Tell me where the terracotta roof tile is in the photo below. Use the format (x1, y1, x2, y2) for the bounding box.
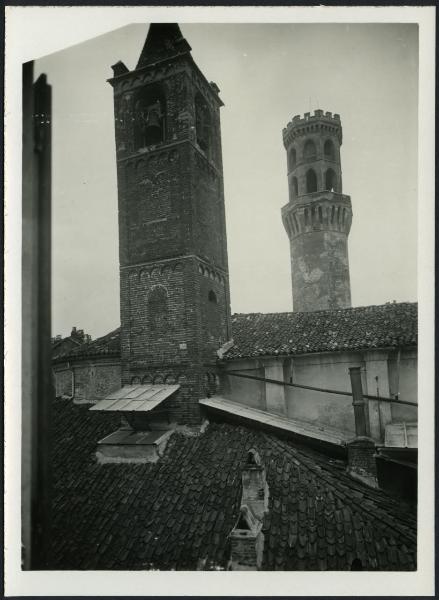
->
(48, 398, 416, 570)
(226, 302, 417, 359)
(53, 303, 417, 364)
(52, 328, 121, 362)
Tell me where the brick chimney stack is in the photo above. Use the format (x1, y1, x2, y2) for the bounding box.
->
(347, 437, 378, 488)
(229, 449, 269, 570)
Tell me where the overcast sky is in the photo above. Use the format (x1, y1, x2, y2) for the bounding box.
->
(35, 23, 418, 340)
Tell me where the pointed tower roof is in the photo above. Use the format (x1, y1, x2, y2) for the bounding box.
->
(136, 23, 192, 69)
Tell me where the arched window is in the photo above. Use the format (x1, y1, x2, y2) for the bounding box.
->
(325, 168, 337, 191)
(289, 147, 297, 170)
(303, 139, 317, 160)
(208, 290, 218, 304)
(291, 176, 298, 198)
(147, 286, 168, 330)
(195, 92, 211, 154)
(324, 139, 335, 160)
(133, 85, 166, 149)
(306, 169, 317, 193)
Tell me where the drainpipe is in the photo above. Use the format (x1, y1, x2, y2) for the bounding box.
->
(394, 347, 401, 400)
(349, 367, 367, 437)
(348, 367, 378, 488)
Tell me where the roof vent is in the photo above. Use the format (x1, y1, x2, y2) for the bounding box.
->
(91, 384, 180, 464)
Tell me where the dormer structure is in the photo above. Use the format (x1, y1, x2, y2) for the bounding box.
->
(282, 109, 352, 311)
(108, 24, 232, 424)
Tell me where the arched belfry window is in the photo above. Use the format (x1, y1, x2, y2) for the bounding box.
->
(306, 169, 317, 193)
(291, 176, 299, 198)
(133, 85, 166, 149)
(148, 286, 169, 330)
(324, 139, 335, 160)
(289, 148, 297, 170)
(195, 92, 211, 154)
(325, 168, 337, 192)
(303, 139, 317, 160)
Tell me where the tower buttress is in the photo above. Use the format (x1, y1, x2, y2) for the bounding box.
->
(109, 24, 232, 423)
(282, 109, 352, 311)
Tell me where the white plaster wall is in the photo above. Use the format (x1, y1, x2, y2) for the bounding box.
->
(223, 347, 417, 441)
(388, 349, 418, 423)
(222, 360, 265, 410)
(285, 352, 362, 435)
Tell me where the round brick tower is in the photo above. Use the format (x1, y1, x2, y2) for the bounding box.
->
(282, 109, 352, 312)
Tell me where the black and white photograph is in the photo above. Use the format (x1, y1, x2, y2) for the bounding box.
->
(5, 5, 435, 596)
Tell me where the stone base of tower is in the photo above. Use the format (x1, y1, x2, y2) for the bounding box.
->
(282, 191, 352, 312)
(290, 230, 351, 312)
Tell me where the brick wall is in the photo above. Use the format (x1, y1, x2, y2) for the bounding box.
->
(53, 367, 73, 397)
(54, 359, 121, 404)
(230, 531, 264, 570)
(113, 47, 232, 424)
(347, 437, 377, 478)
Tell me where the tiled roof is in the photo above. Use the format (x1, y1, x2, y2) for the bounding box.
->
(52, 328, 121, 362)
(52, 302, 417, 365)
(226, 303, 417, 360)
(49, 398, 416, 570)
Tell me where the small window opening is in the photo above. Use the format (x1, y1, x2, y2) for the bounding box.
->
(324, 139, 335, 160)
(325, 168, 337, 192)
(208, 290, 218, 304)
(303, 139, 317, 160)
(133, 85, 166, 149)
(306, 169, 317, 193)
(289, 147, 297, 170)
(292, 176, 298, 198)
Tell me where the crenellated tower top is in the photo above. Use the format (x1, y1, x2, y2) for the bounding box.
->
(283, 109, 342, 147)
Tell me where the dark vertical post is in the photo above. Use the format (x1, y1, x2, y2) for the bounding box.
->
(349, 367, 367, 437)
(22, 62, 53, 569)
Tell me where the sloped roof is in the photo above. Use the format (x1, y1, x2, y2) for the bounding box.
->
(52, 302, 417, 365)
(226, 303, 417, 360)
(49, 398, 416, 570)
(52, 328, 120, 362)
(136, 24, 191, 70)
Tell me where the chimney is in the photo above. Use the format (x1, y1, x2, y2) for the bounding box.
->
(241, 448, 269, 520)
(229, 449, 269, 570)
(347, 437, 378, 488)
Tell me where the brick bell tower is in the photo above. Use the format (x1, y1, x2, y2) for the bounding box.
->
(281, 110, 352, 312)
(109, 24, 232, 424)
